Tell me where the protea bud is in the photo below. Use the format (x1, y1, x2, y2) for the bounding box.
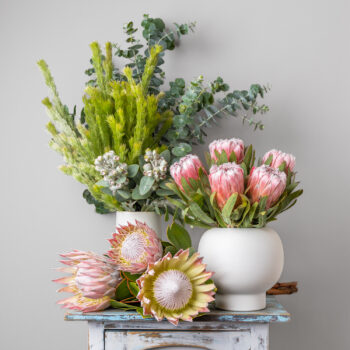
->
(262, 149, 296, 172)
(209, 163, 244, 209)
(137, 249, 215, 325)
(54, 250, 121, 312)
(209, 138, 244, 163)
(108, 221, 163, 274)
(247, 165, 287, 209)
(170, 154, 205, 191)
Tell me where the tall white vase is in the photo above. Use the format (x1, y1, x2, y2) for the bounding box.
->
(198, 226, 284, 311)
(115, 211, 162, 239)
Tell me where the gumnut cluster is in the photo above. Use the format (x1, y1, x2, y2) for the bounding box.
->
(143, 149, 168, 182)
(94, 150, 129, 194)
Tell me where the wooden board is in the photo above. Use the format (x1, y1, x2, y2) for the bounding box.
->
(65, 296, 290, 325)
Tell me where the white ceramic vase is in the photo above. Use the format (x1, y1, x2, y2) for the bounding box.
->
(198, 226, 284, 311)
(115, 211, 162, 239)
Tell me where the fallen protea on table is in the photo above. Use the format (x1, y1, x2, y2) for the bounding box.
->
(54, 221, 216, 324)
(168, 137, 302, 228)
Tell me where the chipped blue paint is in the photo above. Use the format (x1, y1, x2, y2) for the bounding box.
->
(65, 296, 290, 324)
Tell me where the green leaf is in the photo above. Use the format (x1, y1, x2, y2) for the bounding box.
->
(160, 149, 171, 163)
(204, 152, 212, 167)
(159, 180, 171, 189)
(172, 142, 192, 157)
(240, 162, 248, 177)
(222, 193, 238, 219)
(189, 202, 215, 225)
(156, 188, 174, 196)
(128, 164, 139, 178)
(166, 222, 192, 250)
(243, 145, 253, 167)
(139, 176, 155, 195)
(164, 245, 178, 256)
(95, 179, 109, 187)
(264, 154, 273, 166)
(229, 151, 237, 163)
(101, 187, 114, 196)
(110, 300, 138, 310)
(136, 307, 152, 318)
(213, 209, 227, 227)
(115, 279, 132, 300)
(180, 177, 193, 194)
(132, 185, 151, 200)
(123, 271, 141, 282)
(116, 189, 131, 200)
(166, 196, 186, 209)
(278, 162, 286, 172)
(128, 281, 140, 297)
(184, 216, 213, 229)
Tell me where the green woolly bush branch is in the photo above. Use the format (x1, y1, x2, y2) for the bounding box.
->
(38, 42, 172, 212)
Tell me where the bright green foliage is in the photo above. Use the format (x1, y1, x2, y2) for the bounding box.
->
(38, 42, 172, 212)
(85, 15, 269, 155)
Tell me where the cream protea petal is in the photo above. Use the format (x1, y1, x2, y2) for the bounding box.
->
(136, 249, 215, 325)
(54, 250, 121, 313)
(108, 221, 162, 274)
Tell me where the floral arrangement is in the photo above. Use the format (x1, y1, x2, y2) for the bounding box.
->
(38, 14, 269, 214)
(167, 138, 303, 228)
(54, 221, 215, 325)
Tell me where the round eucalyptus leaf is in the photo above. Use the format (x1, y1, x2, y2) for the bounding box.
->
(139, 176, 155, 195)
(172, 143, 192, 157)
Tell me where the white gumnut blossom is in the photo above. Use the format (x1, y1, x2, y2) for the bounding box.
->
(94, 151, 129, 194)
(143, 149, 168, 182)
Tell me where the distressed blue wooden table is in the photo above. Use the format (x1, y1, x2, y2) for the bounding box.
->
(65, 296, 290, 349)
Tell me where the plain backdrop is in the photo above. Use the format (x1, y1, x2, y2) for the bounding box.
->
(1, 0, 349, 349)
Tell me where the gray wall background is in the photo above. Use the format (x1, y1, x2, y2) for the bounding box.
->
(1, 0, 349, 349)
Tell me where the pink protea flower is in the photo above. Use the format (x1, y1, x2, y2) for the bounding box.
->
(247, 165, 287, 209)
(137, 249, 215, 326)
(170, 154, 206, 191)
(209, 163, 245, 209)
(108, 221, 162, 274)
(54, 250, 121, 312)
(209, 138, 244, 163)
(262, 149, 296, 172)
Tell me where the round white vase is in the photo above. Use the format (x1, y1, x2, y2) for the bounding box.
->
(115, 211, 162, 239)
(198, 226, 284, 311)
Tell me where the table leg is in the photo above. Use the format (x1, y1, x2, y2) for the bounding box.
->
(88, 322, 104, 350)
(250, 323, 269, 350)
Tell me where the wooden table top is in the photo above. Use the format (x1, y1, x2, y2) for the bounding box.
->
(65, 296, 290, 324)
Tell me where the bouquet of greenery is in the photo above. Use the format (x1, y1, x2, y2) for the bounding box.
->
(167, 138, 303, 228)
(38, 15, 269, 214)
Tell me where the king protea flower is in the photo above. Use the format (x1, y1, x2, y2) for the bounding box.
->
(262, 149, 296, 172)
(137, 249, 215, 325)
(247, 165, 287, 209)
(209, 138, 244, 163)
(170, 154, 205, 191)
(54, 250, 121, 312)
(108, 221, 162, 274)
(209, 163, 244, 209)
